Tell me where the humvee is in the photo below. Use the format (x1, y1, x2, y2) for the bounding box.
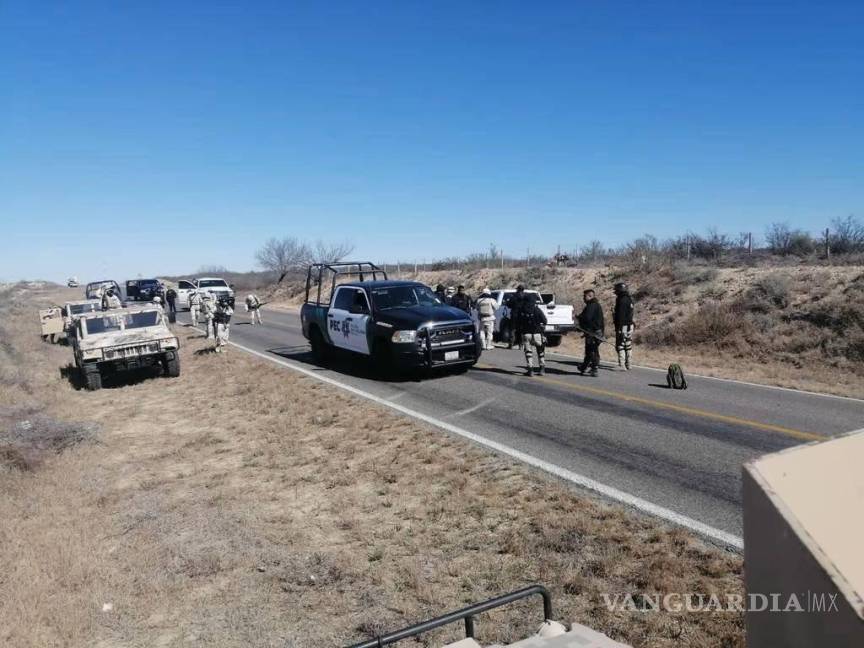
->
(39, 308, 64, 343)
(71, 304, 180, 390)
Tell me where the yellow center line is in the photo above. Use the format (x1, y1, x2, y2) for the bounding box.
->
(475, 363, 821, 442)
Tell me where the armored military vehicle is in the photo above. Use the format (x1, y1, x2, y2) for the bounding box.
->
(71, 304, 180, 390)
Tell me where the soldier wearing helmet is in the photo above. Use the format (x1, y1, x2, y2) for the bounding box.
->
(101, 287, 122, 311)
(245, 293, 263, 325)
(613, 282, 635, 370)
(200, 292, 216, 339)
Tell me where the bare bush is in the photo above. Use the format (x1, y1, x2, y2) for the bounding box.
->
(765, 222, 815, 256)
(829, 215, 864, 254)
(312, 240, 354, 264)
(742, 273, 792, 311)
(255, 237, 313, 283)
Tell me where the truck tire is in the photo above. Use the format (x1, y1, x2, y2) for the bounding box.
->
(546, 335, 562, 348)
(164, 354, 180, 378)
(83, 366, 102, 391)
(309, 327, 330, 364)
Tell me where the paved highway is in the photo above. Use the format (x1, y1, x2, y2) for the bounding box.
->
(177, 307, 863, 545)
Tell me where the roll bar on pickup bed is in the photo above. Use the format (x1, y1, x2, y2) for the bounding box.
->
(344, 584, 552, 648)
(304, 262, 388, 306)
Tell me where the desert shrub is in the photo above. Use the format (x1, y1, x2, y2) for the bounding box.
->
(741, 273, 791, 312)
(670, 263, 719, 285)
(638, 301, 742, 347)
(0, 408, 96, 471)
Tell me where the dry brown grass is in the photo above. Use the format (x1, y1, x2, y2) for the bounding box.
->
(1, 285, 744, 648)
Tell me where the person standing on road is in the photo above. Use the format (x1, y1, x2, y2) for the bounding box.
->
(165, 287, 177, 314)
(450, 285, 471, 312)
(245, 294, 263, 325)
(512, 286, 547, 376)
(434, 284, 448, 304)
(188, 289, 202, 327)
(576, 289, 605, 377)
(200, 292, 216, 339)
(214, 298, 233, 353)
(475, 288, 497, 351)
(101, 287, 121, 311)
(613, 282, 635, 371)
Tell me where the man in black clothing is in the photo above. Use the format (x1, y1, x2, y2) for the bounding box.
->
(165, 287, 178, 314)
(577, 289, 604, 376)
(434, 284, 448, 304)
(613, 282, 635, 370)
(512, 285, 548, 376)
(450, 285, 471, 312)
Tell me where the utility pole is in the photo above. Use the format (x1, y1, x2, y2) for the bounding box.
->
(748, 232, 753, 256)
(825, 228, 831, 261)
(686, 235, 691, 261)
(414, 261, 417, 275)
(526, 247, 530, 268)
(501, 249, 504, 270)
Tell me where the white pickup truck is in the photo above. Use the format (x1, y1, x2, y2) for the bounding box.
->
(488, 289, 576, 347)
(176, 277, 235, 310)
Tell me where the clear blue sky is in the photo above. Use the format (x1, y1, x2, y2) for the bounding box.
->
(2, 1, 862, 282)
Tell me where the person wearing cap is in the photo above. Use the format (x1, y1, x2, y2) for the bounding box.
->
(475, 288, 497, 350)
(576, 289, 605, 376)
(200, 292, 216, 339)
(450, 285, 471, 312)
(613, 282, 635, 370)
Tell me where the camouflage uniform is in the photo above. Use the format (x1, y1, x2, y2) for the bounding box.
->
(214, 302, 233, 353)
(245, 294, 262, 325)
(200, 294, 215, 339)
(101, 292, 121, 310)
(188, 290, 202, 326)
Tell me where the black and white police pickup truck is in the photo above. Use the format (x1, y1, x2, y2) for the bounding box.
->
(300, 262, 482, 373)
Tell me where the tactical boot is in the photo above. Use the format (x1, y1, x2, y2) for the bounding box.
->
(524, 368, 534, 376)
(589, 368, 598, 377)
(536, 366, 545, 376)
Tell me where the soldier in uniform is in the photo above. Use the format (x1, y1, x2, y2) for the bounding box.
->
(188, 289, 202, 327)
(475, 288, 497, 351)
(200, 292, 216, 339)
(576, 289, 605, 377)
(450, 285, 471, 312)
(101, 287, 121, 310)
(511, 286, 548, 376)
(214, 298, 234, 353)
(245, 294, 263, 325)
(613, 282, 635, 370)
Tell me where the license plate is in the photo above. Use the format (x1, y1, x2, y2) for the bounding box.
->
(444, 351, 460, 361)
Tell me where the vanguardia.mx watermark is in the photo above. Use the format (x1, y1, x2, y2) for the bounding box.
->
(602, 591, 840, 613)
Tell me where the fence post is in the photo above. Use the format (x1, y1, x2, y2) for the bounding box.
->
(748, 232, 753, 255)
(501, 249, 504, 270)
(825, 228, 831, 261)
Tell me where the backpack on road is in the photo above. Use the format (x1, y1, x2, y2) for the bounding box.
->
(667, 364, 688, 390)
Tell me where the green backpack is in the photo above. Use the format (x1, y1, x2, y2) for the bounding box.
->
(667, 364, 688, 390)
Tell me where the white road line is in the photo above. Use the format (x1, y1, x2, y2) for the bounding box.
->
(545, 350, 864, 403)
(224, 336, 745, 550)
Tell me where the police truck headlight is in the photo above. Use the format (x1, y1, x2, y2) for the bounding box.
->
(391, 330, 417, 344)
